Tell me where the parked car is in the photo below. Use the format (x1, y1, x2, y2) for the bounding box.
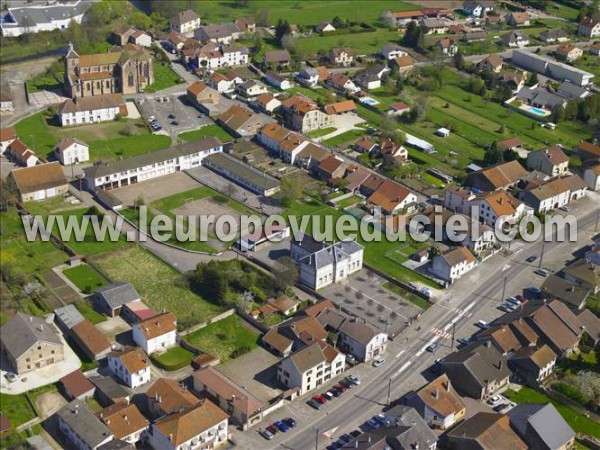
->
(534, 268, 550, 277)
(330, 388, 341, 397)
(350, 430, 362, 439)
(266, 424, 279, 434)
(426, 343, 438, 353)
(375, 413, 389, 425)
(515, 294, 526, 303)
(274, 420, 289, 433)
(327, 443, 342, 450)
(373, 357, 385, 367)
(345, 354, 357, 364)
(347, 375, 361, 385)
(339, 379, 353, 389)
(283, 417, 297, 428)
(559, 205, 570, 212)
(477, 320, 490, 329)
(168, 114, 176, 119)
(323, 391, 334, 401)
(313, 395, 326, 404)
(308, 399, 323, 410)
(507, 296, 521, 305)
(528, 287, 542, 295)
(487, 395, 502, 406)
(339, 434, 353, 444)
(367, 418, 381, 429)
(259, 428, 274, 440)
(457, 338, 470, 346)
(335, 384, 347, 393)
(526, 255, 537, 263)
(493, 403, 509, 412)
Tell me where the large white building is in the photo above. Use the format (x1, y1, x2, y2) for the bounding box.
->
(512, 50, 594, 87)
(277, 342, 345, 395)
(295, 238, 364, 291)
(195, 42, 249, 69)
(107, 347, 151, 389)
(1, 1, 91, 37)
(58, 94, 125, 127)
(83, 137, 222, 192)
(132, 312, 177, 355)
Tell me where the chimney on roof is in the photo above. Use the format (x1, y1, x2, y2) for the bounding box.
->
(433, 389, 439, 400)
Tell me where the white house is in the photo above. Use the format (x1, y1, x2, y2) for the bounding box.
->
(97, 403, 148, 445)
(58, 94, 124, 127)
(148, 401, 228, 450)
(327, 73, 360, 94)
(132, 312, 177, 355)
(54, 138, 90, 165)
(296, 68, 320, 87)
(208, 71, 243, 93)
(431, 247, 476, 284)
(253, 93, 282, 114)
(83, 137, 223, 192)
(7, 162, 68, 202)
(438, 38, 458, 56)
(0, 126, 17, 155)
(583, 164, 600, 191)
(296, 239, 364, 290)
(264, 71, 293, 90)
(129, 30, 152, 47)
(170, 9, 201, 36)
(463, 1, 495, 18)
(107, 347, 151, 389)
(328, 48, 355, 66)
(1, 1, 90, 37)
(381, 43, 408, 60)
(519, 175, 587, 213)
(277, 342, 345, 395)
(579, 17, 600, 38)
(196, 42, 249, 69)
(237, 80, 269, 98)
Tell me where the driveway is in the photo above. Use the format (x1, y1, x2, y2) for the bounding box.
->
(96, 316, 131, 344)
(108, 171, 202, 206)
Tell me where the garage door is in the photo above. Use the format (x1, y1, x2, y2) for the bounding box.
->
(47, 188, 56, 197)
(34, 190, 45, 201)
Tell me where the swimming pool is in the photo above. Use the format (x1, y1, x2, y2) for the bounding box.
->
(360, 97, 380, 106)
(528, 106, 547, 116)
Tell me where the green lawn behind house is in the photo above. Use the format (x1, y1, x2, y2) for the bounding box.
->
(307, 127, 337, 139)
(75, 300, 107, 324)
(178, 124, 236, 143)
(63, 265, 108, 292)
(152, 346, 195, 370)
(145, 63, 184, 93)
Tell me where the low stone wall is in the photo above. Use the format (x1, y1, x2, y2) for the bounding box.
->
(179, 308, 236, 336)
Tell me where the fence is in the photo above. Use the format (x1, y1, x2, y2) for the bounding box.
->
(235, 307, 270, 334)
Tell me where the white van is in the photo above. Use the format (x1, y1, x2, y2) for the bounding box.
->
(477, 320, 490, 329)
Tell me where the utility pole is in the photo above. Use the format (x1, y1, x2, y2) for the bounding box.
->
(315, 428, 319, 450)
(595, 208, 600, 232)
(387, 377, 392, 406)
(539, 242, 546, 269)
(500, 276, 507, 303)
(451, 322, 456, 350)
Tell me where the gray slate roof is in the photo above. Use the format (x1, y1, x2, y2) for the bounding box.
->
(57, 399, 113, 448)
(199, 22, 240, 39)
(387, 405, 438, 449)
(95, 282, 140, 310)
(442, 341, 510, 387)
(508, 403, 575, 449)
(55, 304, 85, 330)
(292, 233, 327, 255)
(83, 137, 222, 179)
(557, 82, 590, 99)
(0, 313, 62, 359)
(299, 240, 363, 270)
(6, 1, 90, 27)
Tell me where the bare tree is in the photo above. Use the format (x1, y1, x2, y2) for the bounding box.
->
(380, 11, 396, 28)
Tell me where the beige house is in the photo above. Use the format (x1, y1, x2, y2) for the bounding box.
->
(328, 48, 355, 66)
(170, 9, 201, 36)
(556, 44, 583, 62)
(578, 17, 600, 38)
(281, 94, 334, 133)
(0, 313, 65, 375)
(7, 162, 68, 202)
(527, 145, 569, 176)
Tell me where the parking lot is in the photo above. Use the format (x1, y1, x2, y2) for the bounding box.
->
(320, 271, 424, 336)
(137, 93, 212, 137)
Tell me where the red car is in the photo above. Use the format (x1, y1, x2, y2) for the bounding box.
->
(266, 424, 279, 434)
(313, 394, 326, 404)
(335, 384, 346, 393)
(515, 294, 526, 303)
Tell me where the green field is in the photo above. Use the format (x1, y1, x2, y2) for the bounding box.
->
(63, 265, 107, 292)
(178, 124, 236, 143)
(26, 71, 63, 93)
(145, 63, 185, 93)
(184, 314, 259, 363)
(14, 111, 171, 161)
(323, 129, 367, 148)
(296, 28, 402, 55)
(92, 246, 224, 330)
(505, 387, 600, 439)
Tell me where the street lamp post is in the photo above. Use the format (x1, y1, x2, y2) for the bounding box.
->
(387, 377, 392, 406)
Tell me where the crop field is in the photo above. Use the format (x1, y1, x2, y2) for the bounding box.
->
(91, 246, 224, 330)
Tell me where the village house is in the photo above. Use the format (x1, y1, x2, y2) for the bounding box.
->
(57, 400, 114, 450)
(252, 93, 281, 114)
(354, 136, 378, 154)
(208, 70, 243, 93)
(5, 139, 38, 167)
(381, 43, 408, 60)
(466, 160, 527, 191)
(147, 401, 228, 450)
(193, 366, 264, 430)
(217, 104, 269, 138)
(132, 312, 177, 355)
(448, 413, 527, 450)
(442, 341, 510, 400)
(281, 94, 334, 133)
(391, 55, 416, 75)
(318, 155, 347, 183)
(463, 1, 495, 18)
(326, 73, 360, 94)
(405, 374, 466, 430)
(261, 313, 328, 357)
(235, 17, 256, 33)
(94, 282, 141, 318)
(542, 274, 591, 310)
(170, 9, 201, 36)
(194, 42, 249, 69)
(64, 44, 153, 98)
(497, 137, 524, 152)
(60, 370, 95, 401)
(540, 28, 570, 43)
(431, 247, 476, 284)
(475, 324, 524, 355)
(508, 404, 575, 450)
(236, 80, 269, 98)
(107, 347, 151, 389)
(315, 20, 336, 33)
(167, 31, 187, 52)
(262, 50, 291, 68)
(58, 94, 126, 126)
(186, 81, 224, 115)
(562, 259, 600, 293)
(195, 22, 241, 44)
(264, 71, 293, 90)
(328, 48, 355, 66)
(0, 91, 13, 113)
(90, 375, 130, 406)
(97, 403, 148, 445)
(324, 99, 357, 116)
(354, 65, 388, 90)
(146, 378, 200, 418)
(266, 295, 299, 316)
(0, 313, 65, 375)
(7, 162, 68, 202)
(471, 190, 532, 229)
(70, 319, 112, 361)
(421, 18, 448, 35)
(296, 67, 320, 87)
(387, 102, 411, 116)
(507, 12, 530, 27)
(437, 38, 458, 56)
(54, 138, 89, 165)
(527, 145, 569, 176)
(508, 345, 557, 387)
(476, 53, 503, 73)
(0, 126, 17, 154)
(368, 180, 416, 215)
(556, 43, 583, 62)
(590, 41, 600, 56)
(578, 17, 600, 38)
(497, 71, 525, 91)
(583, 164, 600, 191)
(519, 175, 587, 213)
(277, 342, 346, 395)
(502, 30, 530, 48)
(111, 25, 151, 47)
(83, 138, 223, 191)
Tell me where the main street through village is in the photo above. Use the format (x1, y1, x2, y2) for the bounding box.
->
(232, 198, 599, 450)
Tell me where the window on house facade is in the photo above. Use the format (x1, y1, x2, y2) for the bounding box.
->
(128, 72, 134, 87)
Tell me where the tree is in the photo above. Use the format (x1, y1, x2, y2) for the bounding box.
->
(380, 11, 396, 28)
(253, 34, 263, 54)
(453, 50, 465, 70)
(275, 18, 291, 44)
(485, 141, 504, 165)
(402, 21, 421, 48)
(332, 16, 347, 29)
(526, 72, 538, 87)
(281, 34, 298, 53)
(256, 9, 270, 27)
(129, 11, 152, 30)
(278, 177, 302, 207)
(273, 256, 299, 292)
(552, 104, 566, 124)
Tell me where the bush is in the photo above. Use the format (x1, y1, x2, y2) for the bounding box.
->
(553, 382, 588, 405)
(231, 345, 251, 359)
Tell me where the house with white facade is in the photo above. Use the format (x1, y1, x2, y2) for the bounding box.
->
(107, 346, 151, 389)
(97, 403, 148, 446)
(208, 70, 243, 93)
(326, 73, 360, 94)
(294, 238, 364, 290)
(1, 1, 91, 37)
(264, 71, 293, 90)
(519, 175, 587, 213)
(7, 162, 68, 202)
(405, 374, 467, 430)
(132, 312, 177, 355)
(380, 43, 408, 60)
(148, 401, 228, 450)
(431, 247, 476, 284)
(471, 190, 532, 229)
(277, 342, 345, 395)
(508, 345, 557, 387)
(54, 138, 89, 165)
(83, 137, 223, 192)
(579, 17, 600, 38)
(0, 126, 17, 155)
(252, 93, 282, 114)
(236, 80, 269, 98)
(57, 400, 114, 450)
(5, 139, 38, 167)
(58, 94, 125, 127)
(463, 1, 495, 18)
(170, 9, 201, 36)
(195, 42, 249, 69)
(527, 145, 569, 176)
(296, 68, 320, 87)
(328, 48, 355, 66)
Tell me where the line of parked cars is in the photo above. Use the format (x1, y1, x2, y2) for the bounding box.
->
(499, 294, 527, 312)
(307, 375, 360, 410)
(148, 115, 162, 132)
(259, 417, 297, 440)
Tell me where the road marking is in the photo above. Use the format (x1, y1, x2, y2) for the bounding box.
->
(502, 264, 511, 271)
(396, 361, 412, 376)
(415, 337, 440, 357)
(431, 327, 452, 340)
(396, 350, 405, 358)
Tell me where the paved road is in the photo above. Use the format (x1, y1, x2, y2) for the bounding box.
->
(233, 200, 599, 450)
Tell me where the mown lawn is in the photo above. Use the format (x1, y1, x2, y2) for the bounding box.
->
(92, 246, 225, 330)
(26, 71, 63, 93)
(0, 393, 36, 434)
(152, 346, 195, 370)
(296, 28, 402, 55)
(15, 111, 171, 161)
(75, 300, 106, 324)
(505, 386, 600, 439)
(179, 124, 236, 143)
(323, 129, 367, 147)
(307, 127, 337, 138)
(184, 314, 259, 363)
(145, 63, 185, 93)
(63, 265, 107, 292)
(383, 281, 431, 309)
